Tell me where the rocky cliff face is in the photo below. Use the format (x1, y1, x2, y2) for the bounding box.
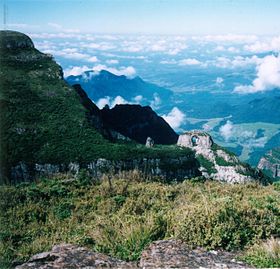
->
(100, 104, 179, 144)
(177, 131, 266, 184)
(11, 155, 200, 183)
(258, 148, 280, 180)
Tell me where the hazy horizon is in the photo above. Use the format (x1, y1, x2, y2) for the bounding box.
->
(2, 0, 280, 35)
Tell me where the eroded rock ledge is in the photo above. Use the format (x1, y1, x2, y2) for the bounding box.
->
(16, 240, 253, 269)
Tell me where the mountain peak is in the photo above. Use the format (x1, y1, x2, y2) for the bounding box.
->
(0, 30, 34, 50)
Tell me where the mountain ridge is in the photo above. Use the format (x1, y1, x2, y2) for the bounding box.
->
(66, 69, 173, 105)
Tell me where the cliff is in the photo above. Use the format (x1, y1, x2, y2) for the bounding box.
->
(258, 147, 280, 180)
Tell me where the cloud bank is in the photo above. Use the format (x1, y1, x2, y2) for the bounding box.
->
(234, 54, 280, 93)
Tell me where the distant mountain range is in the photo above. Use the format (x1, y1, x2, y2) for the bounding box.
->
(66, 70, 173, 104)
(233, 96, 280, 124)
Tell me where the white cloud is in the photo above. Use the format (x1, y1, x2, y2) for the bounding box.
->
(214, 45, 225, 51)
(244, 36, 280, 53)
(96, 97, 111, 109)
(219, 120, 233, 142)
(160, 59, 177, 65)
(151, 44, 166, 52)
(216, 77, 224, 84)
(179, 58, 201, 66)
(64, 65, 90, 77)
(43, 47, 100, 62)
(133, 95, 143, 103)
(83, 42, 116, 51)
(91, 64, 136, 78)
(228, 46, 240, 53)
(202, 123, 212, 132)
(193, 34, 257, 43)
(111, 96, 128, 107)
(150, 93, 162, 110)
(219, 121, 267, 148)
(162, 107, 186, 130)
(106, 59, 119, 64)
(88, 56, 99, 63)
(96, 96, 128, 109)
(63, 64, 136, 79)
(214, 55, 261, 68)
(234, 54, 280, 93)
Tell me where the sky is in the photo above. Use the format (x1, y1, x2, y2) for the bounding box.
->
(1, 0, 280, 35)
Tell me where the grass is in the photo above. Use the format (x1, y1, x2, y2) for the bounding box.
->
(0, 173, 279, 268)
(242, 238, 280, 268)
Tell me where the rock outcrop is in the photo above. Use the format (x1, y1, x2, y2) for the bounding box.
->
(177, 131, 213, 149)
(16, 240, 253, 269)
(177, 131, 264, 183)
(11, 155, 200, 183)
(100, 104, 179, 145)
(0, 30, 34, 49)
(258, 148, 280, 180)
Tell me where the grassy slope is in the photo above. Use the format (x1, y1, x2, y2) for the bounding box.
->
(0, 46, 193, 183)
(0, 174, 279, 268)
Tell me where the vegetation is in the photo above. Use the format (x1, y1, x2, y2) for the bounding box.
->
(0, 174, 279, 268)
(215, 156, 235, 166)
(196, 154, 217, 174)
(242, 238, 280, 268)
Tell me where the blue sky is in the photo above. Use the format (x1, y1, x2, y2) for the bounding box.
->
(2, 0, 280, 35)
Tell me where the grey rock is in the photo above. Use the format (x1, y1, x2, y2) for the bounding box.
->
(177, 131, 213, 149)
(140, 240, 253, 269)
(15, 243, 137, 269)
(145, 137, 154, 148)
(177, 131, 257, 184)
(10, 155, 200, 183)
(16, 240, 253, 269)
(258, 150, 280, 179)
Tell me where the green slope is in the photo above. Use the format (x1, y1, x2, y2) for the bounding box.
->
(0, 31, 193, 183)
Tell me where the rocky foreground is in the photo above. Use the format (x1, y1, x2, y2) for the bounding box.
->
(16, 240, 253, 269)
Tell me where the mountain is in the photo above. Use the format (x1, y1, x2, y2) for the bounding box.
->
(233, 96, 280, 124)
(66, 70, 173, 104)
(0, 31, 198, 183)
(258, 147, 280, 180)
(100, 104, 178, 144)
